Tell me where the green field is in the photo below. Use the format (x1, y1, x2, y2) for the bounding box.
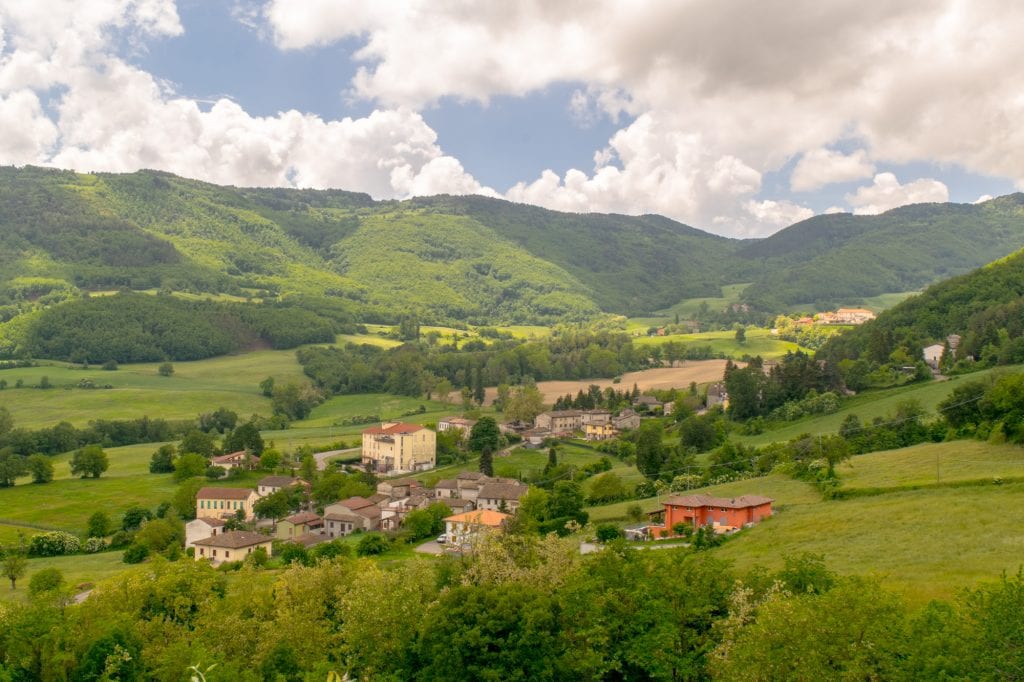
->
(837, 441, 1024, 490)
(633, 327, 806, 359)
(0, 350, 307, 428)
(656, 283, 751, 319)
(0, 551, 129, 603)
(734, 366, 1020, 446)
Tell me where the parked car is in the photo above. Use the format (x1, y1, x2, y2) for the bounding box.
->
(436, 534, 447, 544)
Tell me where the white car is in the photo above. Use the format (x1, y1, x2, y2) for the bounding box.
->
(436, 534, 447, 544)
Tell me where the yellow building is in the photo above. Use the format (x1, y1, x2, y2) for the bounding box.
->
(195, 487, 260, 521)
(193, 531, 272, 564)
(585, 422, 620, 441)
(361, 422, 436, 474)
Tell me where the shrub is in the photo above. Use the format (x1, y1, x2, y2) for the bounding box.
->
(28, 568, 65, 597)
(122, 543, 149, 564)
(28, 531, 82, 557)
(108, 530, 134, 548)
(356, 533, 389, 556)
(83, 537, 107, 553)
(121, 506, 153, 531)
(312, 540, 353, 561)
(277, 543, 310, 566)
(595, 524, 623, 542)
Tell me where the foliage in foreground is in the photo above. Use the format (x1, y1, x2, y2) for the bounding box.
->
(1, 536, 1023, 680)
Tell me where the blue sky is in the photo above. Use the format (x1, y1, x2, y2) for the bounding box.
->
(0, 1, 1021, 236)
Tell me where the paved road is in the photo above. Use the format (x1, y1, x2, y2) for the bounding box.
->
(314, 447, 359, 471)
(414, 540, 446, 555)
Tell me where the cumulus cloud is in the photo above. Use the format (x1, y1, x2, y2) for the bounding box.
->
(790, 148, 875, 192)
(743, 200, 814, 233)
(258, 0, 1024, 234)
(846, 172, 949, 215)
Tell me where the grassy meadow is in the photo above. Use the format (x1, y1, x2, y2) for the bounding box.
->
(0, 551, 129, 603)
(633, 327, 806, 359)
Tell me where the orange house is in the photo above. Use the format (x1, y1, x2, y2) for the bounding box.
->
(647, 494, 773, 536)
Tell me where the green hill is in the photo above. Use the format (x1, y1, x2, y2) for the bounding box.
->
(3, 166, 1024, 334)
(738, 195, 1024, 310)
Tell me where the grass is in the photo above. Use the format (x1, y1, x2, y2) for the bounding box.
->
(656, 283, 750, 318)
(633, 327, 806, 359)
(0, 350, 306, 428)
(734, 365, 1020, 447)
(712, 480, 1024, 603)
(293, 393, 453, 430)
(836, 441, 1024, 490)
(0, 551, 129, 603)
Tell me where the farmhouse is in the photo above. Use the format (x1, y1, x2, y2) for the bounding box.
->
(211, 450, 254, 471)
(534, 410, 584, 434)
(443, 509, 511, 547)
(834, 308, 876, 324)
(195, 487, 260, 521)
(437, 417, 476, 440)
(258, 476, 309, 497)
(585, 422, 619, 441)
(193, 531, 273, 564)
(611, 409, 641, 431)
(361, 422, 437, 474)
(923, 343, 945, 369)
(476, 480, 529, 513)
(647, 494, 773, 537)
(185, 517, 225, 549)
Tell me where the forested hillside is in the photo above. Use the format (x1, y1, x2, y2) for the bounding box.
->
(738, 195, 1024, 310)
(2, 166, 1024, 337)
(820, 247, 1024, 372)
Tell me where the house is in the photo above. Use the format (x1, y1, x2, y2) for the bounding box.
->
(443, 509, 511, 547)
(257, 476, 309, 497)
(476, 480, 529, 513)
(947, 334, 962, 353)
(376, 478, 423, 499)
(195, 487, 260, 521)
(211, 450, 254, 471)
(633, 395, 664, 412)
(443, 498, 475, 514)
(534, 410, 585, 434)
(706, 383, 727, 409)
(498, 421, 529, 436)
(361, 422, 437, 474)
(580, 409, 612, 425)
(647, 494, 773, 537)
(433, 479, 459, 499)
(323, 510, 363, 538)
(437, 417, 477, 440)
(585, 422, 620, 441)
(521, 427, 552, 449)
(185, 517, 225, 549)
(834, 308, 876, 324)
(193, 531, 273, 564)
(276, 511, 323, 540)
(923, 343, 946, 369)
(611, 409, 641, 431)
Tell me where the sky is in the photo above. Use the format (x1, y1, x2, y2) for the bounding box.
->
(0, 1, 1021, 238)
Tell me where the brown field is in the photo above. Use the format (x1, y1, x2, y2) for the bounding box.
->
(468, 359, 733, 404)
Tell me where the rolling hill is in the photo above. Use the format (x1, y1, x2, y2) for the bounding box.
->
(2, 166, 1024, 334)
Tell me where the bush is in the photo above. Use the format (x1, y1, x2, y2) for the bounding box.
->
(122, 543, 150, 564)
(108, 530, 134, 548)
(28, 568, 65, 597)
(121, 506, 153, 531)
(28, 531, 82, 557)
(595, 524, 623, 542)
(311, 540, 353, 561)
(356, 533, 389, 556)
(83, 537, 107, 553)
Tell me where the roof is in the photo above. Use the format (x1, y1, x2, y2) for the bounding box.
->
(196, 487, 256, 500)
(457, 471, 486, 480)
(211, 451, 248, 463)
(336, 496, 375, 510)
(362, 422, 430, 435)
(282, 511, 322, 526)
(324, 511, 363, 523)
(193, 531, 270, 549)
(444, 509, 511, 526)
(836, 308, 873, 314)
(663, 494, 774, 509)
(478, 482, 528, 501)
(367, 493, 390, 504)
(353, 506, 381, 520)
(435, 479, 458, 489)
(540, 410, 583, 418)
(259, 476, 301, 488)
(634, 396, 662, 405)
(193, 517, 226, 527)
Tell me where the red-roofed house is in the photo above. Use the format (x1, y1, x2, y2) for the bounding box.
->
(361, 422, 436, 474)
(647, 494, 773, 537)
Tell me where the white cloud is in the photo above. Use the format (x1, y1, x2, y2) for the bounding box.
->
(790, 148, 875, 192)
(824, 206, 846, 214)
(0, 89, 58, 162)
(744, 200, 814, 233)
(258, 0, 1024, 234)
(846, 172, 949, 215)
(974, 194, 993, 204)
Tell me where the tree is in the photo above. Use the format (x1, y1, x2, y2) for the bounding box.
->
(121, 506, 153, 531)
(2, 539, 27, 590)
(87, 511, 112, 538)
(435, 377, 453, 406)
(28, 567, 64, 597)
(179, 429, 215, 458)
(679, 416, 717, 452)
(735, 326, 746, 344)
(148, 443, 176, 473)
(24, 454, 54, 484)
(259, 376, 275, 397)
(224, 421, 264, 455)
(635, 421, 666, 478)
(272, 382, 321, 420)
(135, 518, 182, 554)
(504, 385, 545, 424)
(69, 445, 109, 479)
(469, 417, 501, 453)
(548, 481, 586, 524)
(357, 533, 389, 556)
(158, 361, 174, 377)
(299, 452, 318, 483)
(259, 448, 282, 471)
(0, 448, 26, 487)
(479, 445, 494, 477)
(596, 524, 623, 542)
(545, 446, 558, 473)
(0, 406, 13, 435)
(473, 366, 486, 405)
(587, 472, 628, 504)
(173, 452, 209, 482)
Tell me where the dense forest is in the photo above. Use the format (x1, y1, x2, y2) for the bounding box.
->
(3, 167, 1024, 329)
(1, 538, 1021, 680)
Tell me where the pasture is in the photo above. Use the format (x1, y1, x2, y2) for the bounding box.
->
(633, 327, 806, 359)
